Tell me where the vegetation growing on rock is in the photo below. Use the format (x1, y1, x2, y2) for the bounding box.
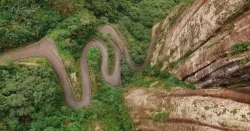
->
(230, 41, 250, 56)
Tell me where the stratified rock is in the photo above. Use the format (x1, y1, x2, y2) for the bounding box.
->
(124, 87, 250, 131)
(151, 0, 250, 88)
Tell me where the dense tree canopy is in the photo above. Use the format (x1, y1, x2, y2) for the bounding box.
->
(0, 0, 191, 130)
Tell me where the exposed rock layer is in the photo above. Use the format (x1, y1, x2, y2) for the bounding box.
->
(124, 87, 250, 131)
(151, 0, 250, 88)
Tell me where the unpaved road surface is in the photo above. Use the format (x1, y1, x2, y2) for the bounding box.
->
(1, 21, 250, 131)
(0, 23, 160, 108)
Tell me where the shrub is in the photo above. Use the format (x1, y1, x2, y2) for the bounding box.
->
(230, 41, 250, 55)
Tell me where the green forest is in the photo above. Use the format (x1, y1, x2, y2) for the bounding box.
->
(0, 0, 194, 130)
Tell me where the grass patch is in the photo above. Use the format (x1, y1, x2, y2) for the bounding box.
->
(204, 43, 217, 49)
(230, 41, 250, 55)
(241, 57, 250, 64)
(161, 72, 194, 89)
(204, 106, 210, 110)
(127, 68, 195, 89)
(150, 109, 171, 122)
(169, 50, 192, 69)
(144, 62, 195, 89)
(219, 121, 227, 127)
(228, 22, 235, 29)
(128, 74, 157, 88)
(230, 109, 238, 115)
(241, 114, 247, 119)
(153, 112, 170, 122)
(18, 58, 48, 66)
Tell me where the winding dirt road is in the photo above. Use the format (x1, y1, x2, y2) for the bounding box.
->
(0, 23, 160, 108)
(1, 23, 250, 130)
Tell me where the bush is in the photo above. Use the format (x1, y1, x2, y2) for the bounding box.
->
(230, 41, 250, 55)
(0, 2, 62, 52)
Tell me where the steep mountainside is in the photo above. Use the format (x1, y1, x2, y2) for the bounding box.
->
(125, 87, 250, 131)
(1, 0, 250, 130)
(151, 0, 250, 88)
(123, 0, 250, 130)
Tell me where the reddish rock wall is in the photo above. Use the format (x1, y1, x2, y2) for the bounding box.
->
(151, 0, 250, 88)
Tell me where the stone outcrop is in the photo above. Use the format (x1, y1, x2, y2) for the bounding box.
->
(151, 0, 250, 88)
(124, 87, 250, 131)
(125, 1, 250, 130)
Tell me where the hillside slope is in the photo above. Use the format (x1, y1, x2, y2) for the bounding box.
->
(151, 0, 250, 88)
(123, 0, 250, 130)
(125, 87, 250, 131)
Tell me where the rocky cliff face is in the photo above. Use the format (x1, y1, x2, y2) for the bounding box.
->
(124, 1, 250, 130)
(151, 0, 250, 88)
(124, 87, 250, 131)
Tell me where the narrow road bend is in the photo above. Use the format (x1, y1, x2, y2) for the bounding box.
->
(0, 23, 160, 108)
